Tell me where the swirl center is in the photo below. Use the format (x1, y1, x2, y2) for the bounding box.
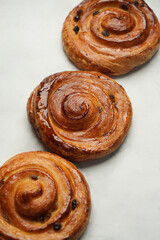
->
(49, 84, 101, 132)
(101, 10, 136, 34)
(63, 94, 89, 120)
(7, 170, 57, 219)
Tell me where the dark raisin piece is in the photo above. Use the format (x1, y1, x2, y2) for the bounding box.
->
(39, 213, 51, 223)
(120, 4, 128, 11)
(133, 1, 139, 6)
(2, 213, 9, 223)
(77, 9, 83, 15)
(31, 175, 38, 180)
(102, 31, 110, 37)
(104, 132, 109, 136)
(0, 179, 4, 187)
(74, 15, 80, 22)
(109, 94, 116, 106)
(53, 223, 62, 231)
(73, 26, 79, 34)
(80, 104, 84, 110)
(118, 16, 122, 20)
(109, 94, 115, 100)
(93, 10, 100, 16)
(72, 199, 78, 210)
(98, 106, 102, 113)
(140, 3, 144, 7)
(39, 215, 45, 222)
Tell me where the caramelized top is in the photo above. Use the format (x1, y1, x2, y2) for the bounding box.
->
(27, 71, 132, 161)
(62, 0, 160, 75)
(0, 151, 91, 239)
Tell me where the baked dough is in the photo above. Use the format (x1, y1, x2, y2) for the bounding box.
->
(27, 71, 132, 161)
(62, 0, 160, 75)
(0, 151, 91, 240)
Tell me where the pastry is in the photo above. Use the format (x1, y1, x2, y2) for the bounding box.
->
(0, 151, 91, 240)
(27, 71, 132, 161)
(62, 0, 160, 75)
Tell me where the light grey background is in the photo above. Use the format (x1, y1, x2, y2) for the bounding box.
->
(0, 0, 160, 239)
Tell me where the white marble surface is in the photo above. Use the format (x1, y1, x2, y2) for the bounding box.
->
(0, 0, 160, 239)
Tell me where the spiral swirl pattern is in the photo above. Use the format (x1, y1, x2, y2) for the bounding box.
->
(0, 151, 91, 240)
(27, 71, 132, 161)
(62, 0, 160, 75)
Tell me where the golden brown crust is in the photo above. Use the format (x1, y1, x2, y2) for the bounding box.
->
(62, 0, 160, 75)
(0, 151, 91, 240)
(27, 71, 132, 161)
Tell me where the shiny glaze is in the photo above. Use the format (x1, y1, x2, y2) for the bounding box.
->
(27, 71, 132, 161)
(0, 151, 91, 240)
(62, 0, 160, 75)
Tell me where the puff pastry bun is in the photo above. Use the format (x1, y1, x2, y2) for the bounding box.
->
(0, 151, 91, 240)
(62, 0, 160, 75)
(27, 71, 132, 161)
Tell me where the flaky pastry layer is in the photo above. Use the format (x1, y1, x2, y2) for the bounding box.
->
(0, 151, 91, 240)
(27, 71, 132, 161)
(62, 0, 160, 75)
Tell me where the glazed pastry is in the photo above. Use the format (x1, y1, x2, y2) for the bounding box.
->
(27, 71, 132, 161)
(62, 0, 160, 75)
(0, 151, 91, 240)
